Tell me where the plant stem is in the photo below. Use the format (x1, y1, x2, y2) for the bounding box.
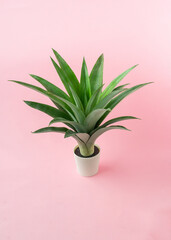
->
(78, 143, 95, 157)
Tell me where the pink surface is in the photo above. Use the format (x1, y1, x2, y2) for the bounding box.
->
(1, 0, 171, 239)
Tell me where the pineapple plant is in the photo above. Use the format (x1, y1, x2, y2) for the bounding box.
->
(9, 49, 152, 175)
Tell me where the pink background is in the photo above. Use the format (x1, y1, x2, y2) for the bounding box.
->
(1, 0, 171, 239)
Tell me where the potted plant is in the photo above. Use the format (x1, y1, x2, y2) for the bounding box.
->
(9, 49, 152, 176)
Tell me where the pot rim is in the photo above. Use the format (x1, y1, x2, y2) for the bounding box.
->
(74, 144, 100, 159)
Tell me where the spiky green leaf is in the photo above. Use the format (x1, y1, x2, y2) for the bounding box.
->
(76, 133, 90, 143)
(17, 79, 84, 124)
(90, 116, 139, 135)
(101, 64, 138, 99)
(52, 49, 80, 94)
(29, 74, 70, 101)
(107, 82, 153, 110)
(32, 127, 68, 134)
(69, 86, 84, 112)
(50, 57, 74, 102)
(100, 116, 140, 128)
(113, 83, 130, 91)
(64, 129, 77, 138)
(9, 80, 76, 121)
(80, 58, 91, 107)
(64, 130, 90, 144)
(49, 117, 87, 132)
(84, 108, 111, 133)
(85, 84, 104, 115)
(94, 88, 126, 109)
(96, 82, 153, 127)
(56, 96, 85, 123)
(87, 125, 130, 146)
(24, 101, 71, 119)
(89, 54, 104, 94)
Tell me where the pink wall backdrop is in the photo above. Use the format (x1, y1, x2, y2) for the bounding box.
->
(1, 0, 171, 239)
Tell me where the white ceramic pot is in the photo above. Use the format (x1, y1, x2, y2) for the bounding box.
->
(74, 145, 100, 177)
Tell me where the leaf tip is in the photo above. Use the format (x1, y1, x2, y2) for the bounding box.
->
(23, 100, 29, 105)
(48, 122, 52, 127)
(52, 48, 60, 58)
(100, 53, 104, 61)
(8, 80, 15, 83)
(51, 48, 56, 53)
(29, 73, 35, 78)
(64, 133, 68, 138)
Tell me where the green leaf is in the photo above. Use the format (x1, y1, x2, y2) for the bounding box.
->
(14, 79, 85, 124)
(107, 82, 153, 110)
(84, 108, 111, 133)
(100, 116, 140, 128)
(32, 126, 68, 134)
(50, 57, 74, 102)
(62, 122, 77, 131)
(69, 86, 84, 112)
(9, 80, 76, 121)
(64, 129, 76, 138)
(113, 83, 130, 91)
(51, 57, 84, 112)
(87, 125, 130, 146)
(52, 49, 80, 94)
(56, 96, 85, 124)
(94, 88, 126, 109)
(96, 82, 153, 127)
(29, 74, 70, 111)
(89, 54, 104, 94)
(101, 64, 138, 99)
(24, 101, 72, 119)
(85, 84, 104, 115)
(29, 74, 70, 101)
(49, 117, 87, 132)
(65, 130, 90, 144)
(90, 116, 139, 135)
(76, 133, 90, 143)
(80, 58, 91, 107)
